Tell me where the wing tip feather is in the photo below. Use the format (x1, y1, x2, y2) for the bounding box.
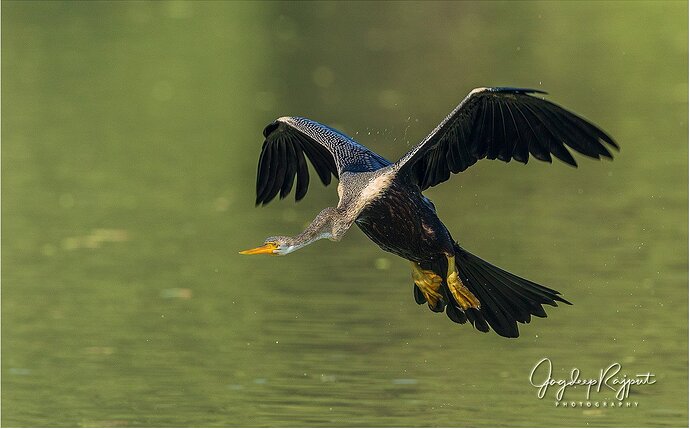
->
(486, 87, 548, 95)
(262, 120, 280, 138)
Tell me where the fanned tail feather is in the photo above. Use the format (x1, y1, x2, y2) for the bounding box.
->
(413, 244, 571, 337)
(454, 244, 570, 337)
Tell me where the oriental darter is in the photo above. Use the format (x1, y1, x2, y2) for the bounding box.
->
(240, 87, 617, 338)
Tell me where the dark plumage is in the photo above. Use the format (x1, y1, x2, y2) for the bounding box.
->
(242, 87, 617, 338)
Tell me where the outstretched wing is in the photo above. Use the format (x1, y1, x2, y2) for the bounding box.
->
(255, 116, 391, 205)
(396, 87, 618, 191)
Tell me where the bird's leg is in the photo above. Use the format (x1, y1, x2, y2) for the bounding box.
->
(411, 262, 444, 310)
(446, 255, 481, 310)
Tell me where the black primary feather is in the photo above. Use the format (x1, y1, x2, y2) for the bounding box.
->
(254, 117, 390, 205)
(396, 87, 618, 190)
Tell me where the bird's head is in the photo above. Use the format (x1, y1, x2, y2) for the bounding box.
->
(239, 236, 297, 256)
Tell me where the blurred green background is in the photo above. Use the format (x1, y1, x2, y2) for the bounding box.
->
(2, 1, 687, 427)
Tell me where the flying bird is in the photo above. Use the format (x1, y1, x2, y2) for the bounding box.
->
(240, 87, 617, 338)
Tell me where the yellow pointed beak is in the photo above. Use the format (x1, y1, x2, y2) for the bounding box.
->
(239, 242, 279, 255)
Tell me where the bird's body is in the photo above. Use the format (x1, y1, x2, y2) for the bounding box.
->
(241, 87, 617, 337)
(355, 174, 453, 263)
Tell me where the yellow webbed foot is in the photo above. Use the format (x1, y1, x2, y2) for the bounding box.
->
(446, 255, 481, 310)
(411, 263, 444, 311)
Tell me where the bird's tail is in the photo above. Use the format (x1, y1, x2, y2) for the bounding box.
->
(427, 244, 571, 338)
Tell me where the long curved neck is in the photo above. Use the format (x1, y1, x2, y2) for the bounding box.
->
(286, 207, 350, 254)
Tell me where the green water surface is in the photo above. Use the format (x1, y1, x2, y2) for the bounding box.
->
(3, 1, 688, 427)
